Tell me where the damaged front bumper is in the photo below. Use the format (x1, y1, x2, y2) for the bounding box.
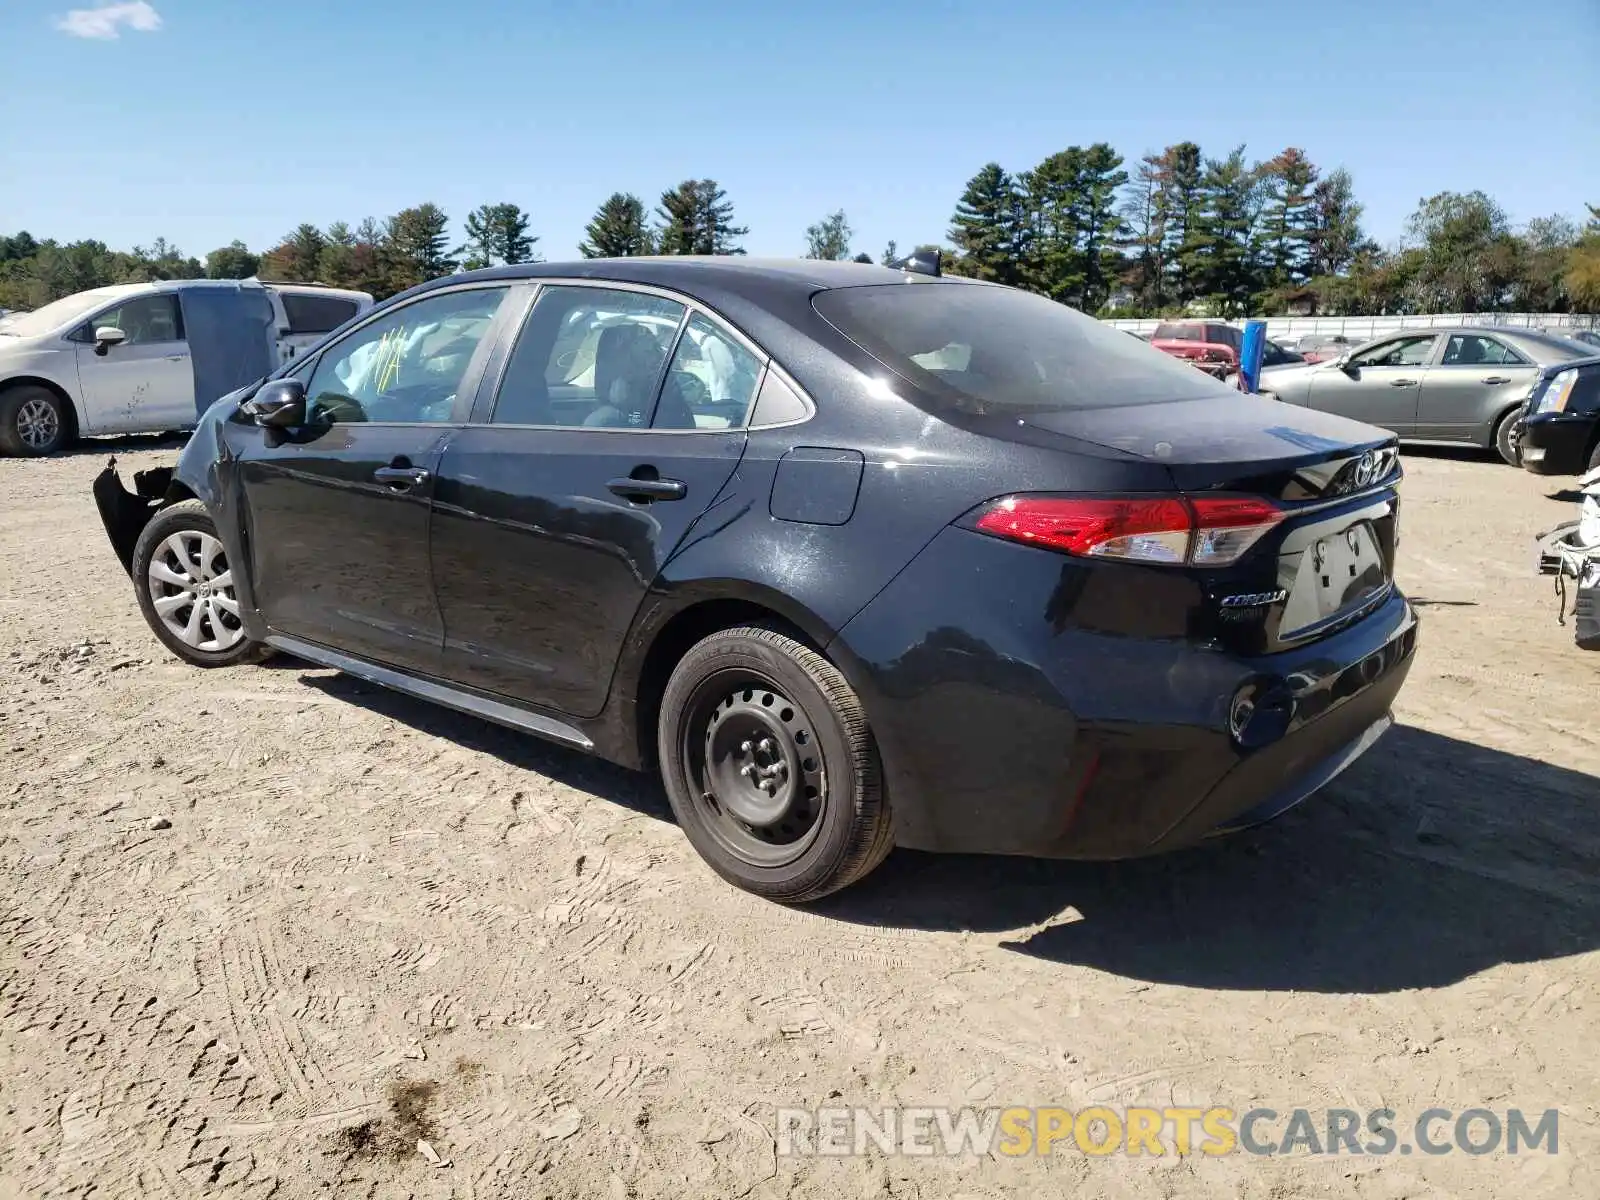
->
(92, 457, 175, 575)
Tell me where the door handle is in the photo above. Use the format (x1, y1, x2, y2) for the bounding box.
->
(1481, 376, 1510, 385)
(374, 466, 430, 488)
(607, 476, 686, 502)
(1388, 379, 1417, 387)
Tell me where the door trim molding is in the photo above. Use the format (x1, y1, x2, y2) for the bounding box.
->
(264, 633, 595, 750)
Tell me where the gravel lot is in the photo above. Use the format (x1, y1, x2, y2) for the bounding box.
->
(1, 438, 1596, 1199)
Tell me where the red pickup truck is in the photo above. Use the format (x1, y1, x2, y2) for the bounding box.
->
(1149, 321, 1241, 378)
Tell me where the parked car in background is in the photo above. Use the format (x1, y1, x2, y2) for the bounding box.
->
(1149, 321, 1241, 377)
(1262, 326, 1594, 465)
(1221, 339, 1305, 391)
(1293, 333, 1358, 364)
(94, 257, 1416, 903)
(1551, 327, 1600, 350)
(1521, 354, 1600, 475)
(0, 279, 372, 455)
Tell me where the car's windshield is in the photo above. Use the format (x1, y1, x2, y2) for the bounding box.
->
(814, 283, 1227, 414)
(0, 290, 116, 337)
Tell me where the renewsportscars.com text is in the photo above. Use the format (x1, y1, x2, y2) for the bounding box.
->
(776, 1105, 1560, 1158)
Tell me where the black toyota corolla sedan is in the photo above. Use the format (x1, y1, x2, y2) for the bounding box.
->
(94, 256, 1417, 902)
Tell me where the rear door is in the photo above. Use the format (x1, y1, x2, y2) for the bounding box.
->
(1415, 333, 1537, 442)
(237, 284, 513, 675)
(430, 283, 759, 717)
(72, 293, 195, 433)
(1307, 333, 1436, 434)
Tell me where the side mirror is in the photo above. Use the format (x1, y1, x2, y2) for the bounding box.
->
(242, 379, 307, 428)
(93, 326, 126, 356)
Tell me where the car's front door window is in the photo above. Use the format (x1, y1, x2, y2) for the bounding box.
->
(87, 295, 185, 345)
(306, 287, 509, 424)
(1352, 336, 1435, 369)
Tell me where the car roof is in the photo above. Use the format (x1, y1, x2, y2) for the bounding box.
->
(402, 257, 977, 306)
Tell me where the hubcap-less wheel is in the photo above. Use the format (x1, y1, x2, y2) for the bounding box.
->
(684, 671, 826, 867)
(16, 397, 59, 450)
(146, 530, 245, 652)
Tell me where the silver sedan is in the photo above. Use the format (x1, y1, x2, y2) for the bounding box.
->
(1257, 326, 1596, 464)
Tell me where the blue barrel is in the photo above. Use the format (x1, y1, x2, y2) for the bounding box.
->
(1239, 320, 1267, 394)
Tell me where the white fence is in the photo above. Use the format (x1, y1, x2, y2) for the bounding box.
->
(1103, 312, 1600, 341)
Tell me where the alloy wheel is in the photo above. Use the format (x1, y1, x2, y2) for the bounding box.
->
(682, 670, 827, 867)
(146, 530, 246, 652)
(16, 397, 60, 450)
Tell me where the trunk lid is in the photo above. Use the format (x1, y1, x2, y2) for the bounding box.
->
(1020, 396, 1403, 652)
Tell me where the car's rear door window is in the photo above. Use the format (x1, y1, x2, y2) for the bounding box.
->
(653, 314, 763, 429)
(491, 286, 686, 427)
(814, 283, 1225, 413)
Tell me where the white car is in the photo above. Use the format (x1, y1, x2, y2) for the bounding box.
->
(0, 280, 371, 456)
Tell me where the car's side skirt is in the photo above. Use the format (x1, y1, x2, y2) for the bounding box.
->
(264, 634, 596, 751)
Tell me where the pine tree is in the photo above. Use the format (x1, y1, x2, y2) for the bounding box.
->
(1260, 148, 1319, 287)
(579, 193, 653, 258)
(459, 203, 537, 269)
(1078, 143, 1129, 311)
(317, 222, 357, 287)
(1159, 143, 1206, 305)
(385, 203, 456, 293)
(1120, 154, 1169, 311)
(1191, 147, 1264, 316)
(804, 210, 853, 260)
(1308, 168, 1365, 279)
(1021, 148, 1087, 301)
(655, 180, 746, 255)
(949, 163, 1027, 286)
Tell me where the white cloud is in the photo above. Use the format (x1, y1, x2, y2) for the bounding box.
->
(56, 2, 162, 39)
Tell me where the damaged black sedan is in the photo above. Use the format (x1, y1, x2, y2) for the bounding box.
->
(96, 256, 1418, 902)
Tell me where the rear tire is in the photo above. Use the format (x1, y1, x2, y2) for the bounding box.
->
(131, 499, 269, 668)
(0, 384, 71, 456)
(657, 626, 893, 903)
(1494, 407, 1523, 467)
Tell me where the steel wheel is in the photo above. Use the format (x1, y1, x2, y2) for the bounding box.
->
(146, 530, 245, 652)
(16, 396, 60, 450)
(681, 669, 827, 868)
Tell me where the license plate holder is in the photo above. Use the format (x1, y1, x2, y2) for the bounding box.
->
(1281, 520, 1388, 636)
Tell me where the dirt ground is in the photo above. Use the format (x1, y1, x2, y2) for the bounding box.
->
(1, 436, 1596, 1200)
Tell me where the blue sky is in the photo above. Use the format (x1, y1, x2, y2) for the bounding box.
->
(2, 0, 1597, 264)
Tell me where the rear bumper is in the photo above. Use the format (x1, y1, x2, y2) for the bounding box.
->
(832, 526, 1418, 859)
(1522, 413, 1597, 476)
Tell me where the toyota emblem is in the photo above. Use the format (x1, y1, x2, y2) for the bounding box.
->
(1354, 450, 1379, 488)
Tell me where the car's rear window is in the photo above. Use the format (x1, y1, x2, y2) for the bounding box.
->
(813, 283, 1227, 414)
(1153, 322, 1204, 341)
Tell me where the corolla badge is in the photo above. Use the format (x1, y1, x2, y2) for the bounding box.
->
(1219, 589, 1288, 608)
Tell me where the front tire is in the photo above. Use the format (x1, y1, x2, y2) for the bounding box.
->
(131, 499, 268, 668)
(657, 626, 893, 903)
(1494, 408, 1524, 467)
(0, 385, 71, 456)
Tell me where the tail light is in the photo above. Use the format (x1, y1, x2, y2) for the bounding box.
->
(968, 494, 1285, 567)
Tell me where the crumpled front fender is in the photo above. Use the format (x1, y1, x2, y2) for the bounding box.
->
(92, 458, 175, 575)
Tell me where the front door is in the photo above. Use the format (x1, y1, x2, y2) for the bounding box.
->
(1415, 332, 1538, 442)
(1307, 333, 1438, 435)
(431, 285, 760, 717)
(73, 292, 195, 433)
(236, 284, 513, 675)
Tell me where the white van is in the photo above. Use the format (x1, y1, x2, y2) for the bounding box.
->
(0, 279, 372, 455)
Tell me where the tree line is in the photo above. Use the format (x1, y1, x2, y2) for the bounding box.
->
(4, 153, 1597, 316)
